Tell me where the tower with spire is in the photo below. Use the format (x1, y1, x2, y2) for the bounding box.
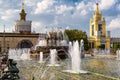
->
(15, 2, 32, 34)
(89, 3, 110, 49)
(20, 3, 26, 21)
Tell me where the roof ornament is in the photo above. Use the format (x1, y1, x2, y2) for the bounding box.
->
(22, 2, 24, 10)
(95, 3, 99, 14)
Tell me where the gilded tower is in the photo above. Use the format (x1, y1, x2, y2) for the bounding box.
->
(20, 3, 26, 21)
(89, 3, 110, 49)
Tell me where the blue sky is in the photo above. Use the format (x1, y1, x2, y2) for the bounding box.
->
(0, 0, 120, 37)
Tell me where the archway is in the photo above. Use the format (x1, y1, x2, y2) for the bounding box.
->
(16, 40, 33, 48)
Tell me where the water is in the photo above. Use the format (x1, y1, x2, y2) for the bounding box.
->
(17, 57, 120, 80)
(116, 49, 120, 60)
(39, 52, 44, 63)
(13, 38, 120, 79)
(64, 40, 87, 73)
(80, 39, 85, 58)
(50, 49, 57, 65)
(48, 49, 60, 66)
(93, 48, 111, 58)
(70, 41, 81, 71)
(33, 31, 68, 50)
(60, 40, 68, 46)
(6, 31, 120, 80)
(8, 48, 31, 60)
(34, 39, 47, 50)
(37, 39, 47, 46)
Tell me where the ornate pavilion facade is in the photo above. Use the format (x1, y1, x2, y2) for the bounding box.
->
(89, 3, 120, 50)
(89, 3, 111, 49)
(0, 3, 46, 54)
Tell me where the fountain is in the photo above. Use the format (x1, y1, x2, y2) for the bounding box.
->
(80, 39, 85, 58)
(93, 48, 111, 58)
(38, 52, 44, 63)
(31, 29, 69, 59)
(71, 41, 81, 72)
(116, 49, 120, 60)
(8, 48, 31, 60)
(47, 49, 60, 66)
(2, 27, 120, 80)
(9, 38, 120, 80)
(20, 48, 31, 60)
(64, 40, 87, 74)
(35, 39, 47, 49)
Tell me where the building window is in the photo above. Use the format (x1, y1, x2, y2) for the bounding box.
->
(98, 24, 102, 31)
(98, 24, 102, 36)
(89, 42, 94, 49)
(92, 42, 94, 48)
(92, 25, 94, 36)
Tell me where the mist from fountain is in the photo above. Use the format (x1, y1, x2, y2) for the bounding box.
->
(47, 49, 60, 66)
(34, 39, 47, 50)
(70, 41, 81, 72)
(116, 49, 120, 60)
(34, 29, 69, 50)
(20, 48, 31, 60)
(8, 48, 31, 60)
(50, 49, 57, 65)
(93, 48, 111, 58)
(37, 39, 47, 46)
(60, 40, 68, 46)
(38, 52, 44, 63)
(64, 40, 87, 74)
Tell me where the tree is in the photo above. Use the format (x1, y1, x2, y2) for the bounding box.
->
(113, 43, 119, 53)
(64, 29, 89, 50)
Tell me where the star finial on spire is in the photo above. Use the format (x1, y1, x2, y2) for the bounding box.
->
(96, 3, 98, 5)
(95, 3, 99, 14)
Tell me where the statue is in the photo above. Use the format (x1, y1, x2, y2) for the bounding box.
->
(80, 39, 85, 58)
(2, 59, 20, 80)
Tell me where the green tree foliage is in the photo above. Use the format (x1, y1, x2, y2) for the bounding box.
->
(65, 29, 88, 50)
(113, 43, 119, 53)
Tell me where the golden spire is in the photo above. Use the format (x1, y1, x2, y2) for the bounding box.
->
(95, 3, 99, 14)
(20, 2, 26, 21)
(22, 3, 24, 10)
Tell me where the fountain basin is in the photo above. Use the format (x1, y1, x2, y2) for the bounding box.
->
(38, 61, 45, 63)
(47, 64, 61, 67)
(63, 70, 88, 74)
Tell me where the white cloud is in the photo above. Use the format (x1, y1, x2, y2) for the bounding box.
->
(32, 21, 44, 29)
(0, 24, 14, 32)
(34, 0, 55, 14)
(108, 15, 120, 29)
(1, 9, 19, 21)
(56, 5, 73, 14)
(5, 27, 14, 32)
(76, 1, 94, 11)
(76, 2, 85, 10)
(99, 0, 116, 10)
(0, 1, 2, 4)
(0, 0, 119, 37)
(80, 10, 87, 16)
(32, 21, 51, 33)
(117, 4, 120, 10)
(73, 1, 94, 17)
(24, 0, 35, 6)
